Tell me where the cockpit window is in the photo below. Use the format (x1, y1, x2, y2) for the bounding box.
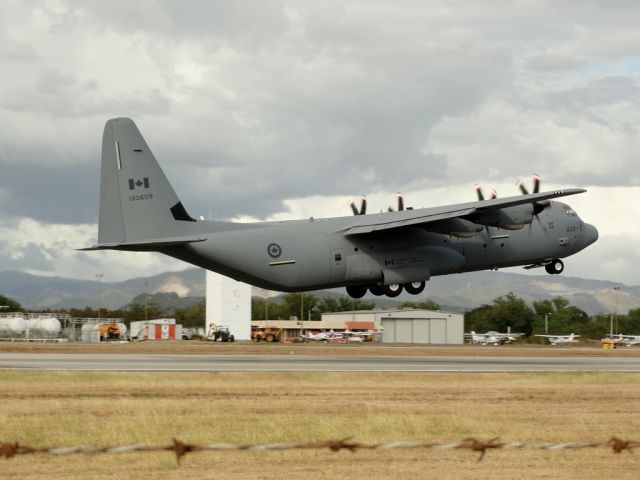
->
(564, 207, 577, 217)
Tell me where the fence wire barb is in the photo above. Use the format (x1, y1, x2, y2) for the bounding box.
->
(1, 437, 638, 465)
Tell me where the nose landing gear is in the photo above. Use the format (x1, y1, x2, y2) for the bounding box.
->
(545, 259, 564, 275)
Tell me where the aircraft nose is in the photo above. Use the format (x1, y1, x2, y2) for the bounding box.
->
(583, 223, 599, 246)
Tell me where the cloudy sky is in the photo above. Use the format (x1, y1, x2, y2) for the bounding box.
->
(0, 0, 638, 285)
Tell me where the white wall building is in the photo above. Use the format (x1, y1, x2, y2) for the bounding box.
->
(205, 271, 252, 340)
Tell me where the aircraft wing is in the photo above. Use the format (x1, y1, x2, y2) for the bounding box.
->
(341, 188, 585, 236)
(535, 334, 580, 338)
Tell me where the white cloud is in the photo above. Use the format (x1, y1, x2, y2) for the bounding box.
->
(0, 216, 188, 281)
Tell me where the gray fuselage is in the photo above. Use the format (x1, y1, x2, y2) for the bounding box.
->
(160, 201, 598, 292)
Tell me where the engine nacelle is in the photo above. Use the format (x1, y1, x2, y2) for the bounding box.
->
(426, 218, 484, 238)
(472, 204, 534, 230)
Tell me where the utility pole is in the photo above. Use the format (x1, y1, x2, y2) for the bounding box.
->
(144, 281, 148, 322)
(613, 286, 620, 335)
(299, 293, 304, 338)
(544, 313, 551, 334)
(96, 273, 103, 320)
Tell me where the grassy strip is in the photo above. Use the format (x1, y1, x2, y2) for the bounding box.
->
(2, 371, 640, 479)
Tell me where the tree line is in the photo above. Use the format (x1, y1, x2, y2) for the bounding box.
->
(465, 292, 640, 338)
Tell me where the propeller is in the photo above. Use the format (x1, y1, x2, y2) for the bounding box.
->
(517, 174, 549, 233)
(474, 184, 497, 201)
(473, 175, 549, 234)
(349, 195, 367, 215)
(517, 173, 541, 195)
(387, 192, 405, 212)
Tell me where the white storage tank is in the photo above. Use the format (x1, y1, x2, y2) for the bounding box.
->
(0, 316, 27, 337)
(117, 323, 128, 339)
(81, 324, 100, 343)
(25, 317, 61, 339)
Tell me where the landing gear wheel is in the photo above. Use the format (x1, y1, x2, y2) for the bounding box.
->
(383, 284, 403, 297)
(369, 286, 384, 296)
(404, 281, 425, 295)
(545, 259, 564, 275)
(346, 285, 367, 298)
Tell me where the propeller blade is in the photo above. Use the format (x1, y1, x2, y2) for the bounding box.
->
(349, 195, 367, 215)
(490, 189, 498, 199)
(359, 195, 367, 215)
(517, 180, 529, 195)
(397, 193, 404, 211)
(474, 184, 484, 201)
(533, 173, 540, 194)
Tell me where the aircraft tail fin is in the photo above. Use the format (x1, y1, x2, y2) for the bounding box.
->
(96, 118, 198, 247)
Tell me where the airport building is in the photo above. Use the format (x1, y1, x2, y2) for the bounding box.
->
(252, 308, 464, 344)
(206, 271, 252, 340)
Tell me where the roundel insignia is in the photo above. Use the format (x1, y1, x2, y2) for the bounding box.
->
(267, 243, 282, 258)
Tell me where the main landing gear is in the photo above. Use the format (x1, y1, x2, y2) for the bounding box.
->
(346, 281, 426, 299)
(545, 259, 564, 275)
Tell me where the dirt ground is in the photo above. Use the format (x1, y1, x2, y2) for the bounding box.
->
(2, 339, 640, 357)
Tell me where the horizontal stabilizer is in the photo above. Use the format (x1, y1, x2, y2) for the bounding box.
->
(78, 235, 206, 251)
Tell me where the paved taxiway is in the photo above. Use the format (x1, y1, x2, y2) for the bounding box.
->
(1, 353, 640, 372)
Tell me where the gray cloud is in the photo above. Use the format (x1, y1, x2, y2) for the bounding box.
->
(0, 163, 97, 223)
(0, 241, 54, 272)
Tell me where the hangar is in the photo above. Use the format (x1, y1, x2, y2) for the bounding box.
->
(322, 309, 464, 344)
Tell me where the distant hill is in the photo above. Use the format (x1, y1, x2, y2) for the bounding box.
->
(0, 269, 206, 310)
(0, 268, 637, 315)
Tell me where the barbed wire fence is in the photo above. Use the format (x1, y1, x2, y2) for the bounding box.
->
(1, 437, 638, 465)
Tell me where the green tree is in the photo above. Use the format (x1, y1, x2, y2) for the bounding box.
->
(531, 296, 589, 336)
(281, 293, 321, 320)
(252, 294, 376, 320)
(174, 301, 206, 328)
(465, 292, 536, 336)
(124, 301, 164, 325)
(0, 295, 24, 312)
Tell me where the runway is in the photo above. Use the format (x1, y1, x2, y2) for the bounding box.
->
(1, 353, 640, 372)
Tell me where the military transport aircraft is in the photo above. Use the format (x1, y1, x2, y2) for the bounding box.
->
(82, 118, 598, 299)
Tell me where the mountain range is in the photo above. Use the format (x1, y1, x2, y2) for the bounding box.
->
(0, 268, 636, 316)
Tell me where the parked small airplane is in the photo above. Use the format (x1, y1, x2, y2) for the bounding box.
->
(83, 118, 598, 299)
(587, 334, 626, 347)
(301, 328, 381, 343)
(620, 335, 640, 347)
(465, 331, 524, 345)
(300, 330, 341, 342)
(535, 333, 580, 345)
(588, 334, 640, 347)
(342, 328, 382, 343)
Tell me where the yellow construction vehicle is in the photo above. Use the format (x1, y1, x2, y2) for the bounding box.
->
(251, 327, 283, 343)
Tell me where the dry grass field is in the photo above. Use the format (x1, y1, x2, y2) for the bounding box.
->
(2, 371, 640, 479)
